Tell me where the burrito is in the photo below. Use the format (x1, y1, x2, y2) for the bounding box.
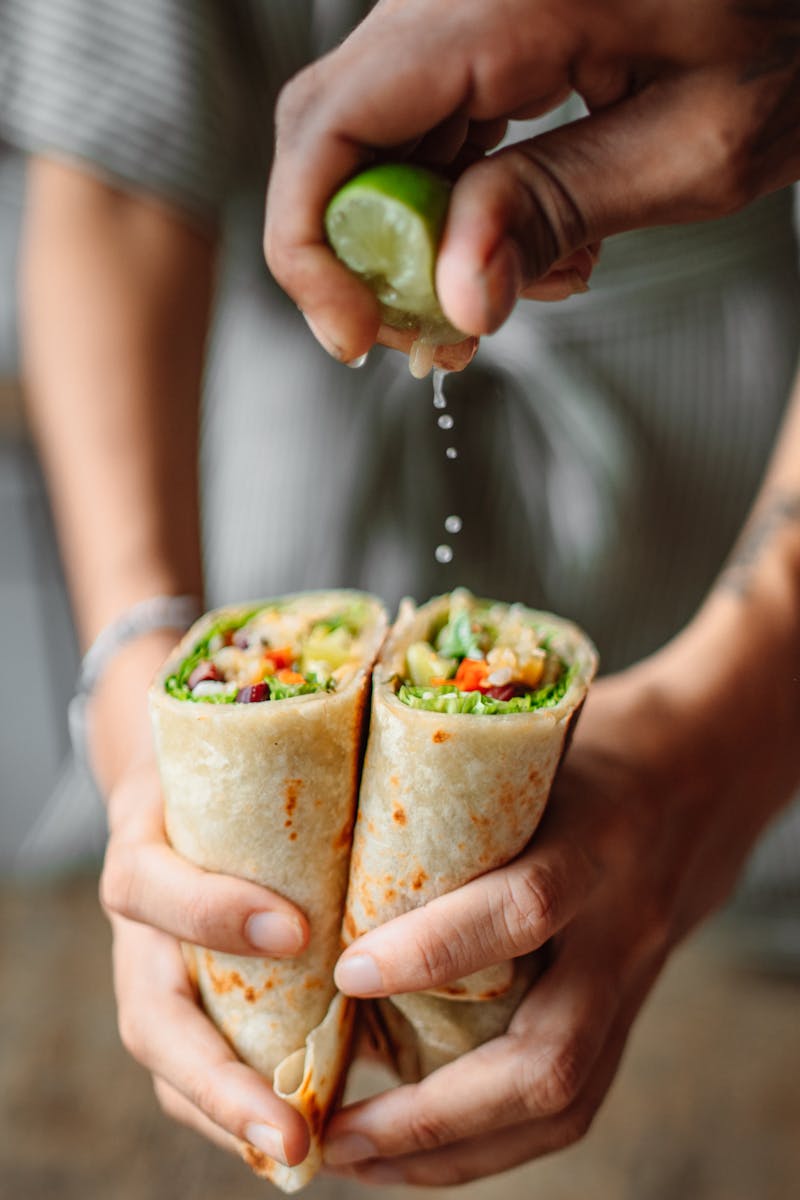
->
(149, 591, 387, 1192)
(344, 588, 598, 1080)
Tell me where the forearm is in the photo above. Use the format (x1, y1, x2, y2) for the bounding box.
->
(20, 157, 216, 787)
(630, 364, 800, 932)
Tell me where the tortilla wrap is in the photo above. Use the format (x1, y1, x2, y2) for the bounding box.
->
(344, 592, 597, 1081)
(149, 591, 387, 1191)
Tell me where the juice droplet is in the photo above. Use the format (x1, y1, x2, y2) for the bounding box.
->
(437, 413, 454, 430)
(409, 338, 436, 379)
(444, 515, 462, 534)
(346, 352, 368, 369)
(435, 544, 454, 564)
(445, 446, 458, 459)
(432, 367, 448, 408)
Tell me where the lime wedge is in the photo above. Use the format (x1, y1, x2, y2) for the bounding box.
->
(324, 163, 465, 347)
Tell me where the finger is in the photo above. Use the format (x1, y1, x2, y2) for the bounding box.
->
(338, 964, 656, 1187)
(326, 935, 619, 1164)
(153, 1076, 240, 1155)
(376, 324, 478, 372)
(111, 916, 310, 1167)
(437, 66, 756, 333)
(101, 772, 308, 956)
(334, 820, 601, 996)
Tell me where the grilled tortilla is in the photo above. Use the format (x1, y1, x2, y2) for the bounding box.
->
(149, 591, 387, 1191)
(344, 590, 597, 1081)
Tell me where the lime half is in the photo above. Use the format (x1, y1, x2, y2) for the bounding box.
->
(324, 163, 465, 347)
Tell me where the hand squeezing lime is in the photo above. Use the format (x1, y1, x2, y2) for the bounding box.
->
(324, 163, 467, 376)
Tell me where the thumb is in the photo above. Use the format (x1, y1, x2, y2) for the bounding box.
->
(333, 834, 600, 997)
(437, 67, 749, 334)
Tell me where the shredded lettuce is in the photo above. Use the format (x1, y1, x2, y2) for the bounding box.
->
(397, 662, 575, 714)
(263, 674, 334, 701)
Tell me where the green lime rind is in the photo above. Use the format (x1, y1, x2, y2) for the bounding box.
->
(330, 163, 451, 232)
(324, 163, 465, 342)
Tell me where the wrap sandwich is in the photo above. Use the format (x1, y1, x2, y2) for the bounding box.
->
(344, 588, 598, 1080)
(149, 590, 387, 1191)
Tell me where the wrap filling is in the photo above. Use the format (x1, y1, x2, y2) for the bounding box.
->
(164, 598, 373, 704)
(397, 588, 574, 714)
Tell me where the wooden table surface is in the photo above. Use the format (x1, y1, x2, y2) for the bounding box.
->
(2, 875, 798, 1200)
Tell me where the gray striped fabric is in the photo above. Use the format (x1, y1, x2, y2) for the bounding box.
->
(2, 0, 799, 906)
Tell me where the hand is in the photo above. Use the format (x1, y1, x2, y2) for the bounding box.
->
(322, 602, 800, 1186)
(99, 755, 312, 1169)
(265, 0, 800, 363)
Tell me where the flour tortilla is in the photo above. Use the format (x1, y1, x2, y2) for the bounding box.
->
(150, 591, 387, 1191)
(344, 592, 597, 1080)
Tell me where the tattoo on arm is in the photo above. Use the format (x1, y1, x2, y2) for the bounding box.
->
(719, 489, 800, 596)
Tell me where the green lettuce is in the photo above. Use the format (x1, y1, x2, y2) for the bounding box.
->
(397, 662, 575, 714)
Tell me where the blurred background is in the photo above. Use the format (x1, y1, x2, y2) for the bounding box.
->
(2, 5, 800, 1193)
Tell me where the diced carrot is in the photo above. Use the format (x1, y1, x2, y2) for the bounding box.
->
(429, 677, 449, 687)
(276, 668, 306, 685)
(453, 657, 490, 692)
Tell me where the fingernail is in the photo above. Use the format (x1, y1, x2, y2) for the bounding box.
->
(334, 953, 383, 995)
(244, 1122, 289, 1166)
(302, 312, 345, 360)
(246, 912, 305, 955)
(346, 352, 369, 369)
(478, 239, 523, 329)
(324, 1131, 378, 1166)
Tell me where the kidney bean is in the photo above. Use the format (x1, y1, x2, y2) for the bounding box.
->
(483, 684, 519, 702)
(236, 682, 270, 703)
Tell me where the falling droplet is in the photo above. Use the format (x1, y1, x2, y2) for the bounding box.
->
(435, 544, 454, 564)
(444, 515, 463, 534)
(445, 446, 458, 459)
(437, 413, 454, 430)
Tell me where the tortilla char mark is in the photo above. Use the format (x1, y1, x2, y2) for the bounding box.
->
(299, 1079, 324, 1136)
(242, 1143, 270, 1175)
(284, 777, 303, 823)
(432, 729, 450, 743)
(392, 803, 407, 825)
(204, 951, 280, 1002)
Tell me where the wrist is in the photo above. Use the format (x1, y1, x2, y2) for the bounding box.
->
(73, 595, 201, 796)
(87, 627, 184, 798)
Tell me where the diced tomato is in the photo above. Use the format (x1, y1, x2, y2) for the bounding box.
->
(453, 657, 490, 692)
(269, 646, 295, 670)
(276, 668, 306, 685)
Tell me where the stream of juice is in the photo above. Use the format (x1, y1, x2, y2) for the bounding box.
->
(432, 367, 462, 565)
